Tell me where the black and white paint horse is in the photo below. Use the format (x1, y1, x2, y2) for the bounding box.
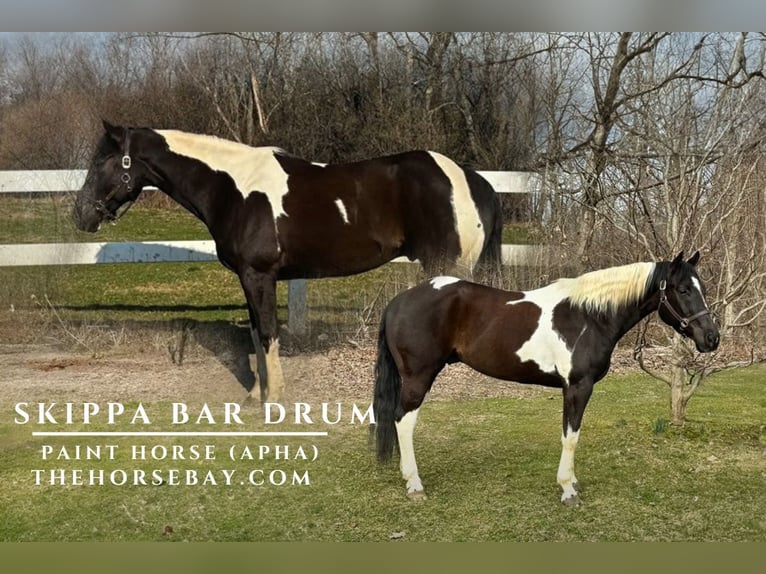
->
(373, 252, 720, 505)
(73, 121, 502, 402)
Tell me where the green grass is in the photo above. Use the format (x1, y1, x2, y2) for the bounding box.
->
(0, 196, 209, 244)
(2, 195, 764, 541)
(2, 262, 420, 338)
(501, 222, 537, 244)
(0, 367, 763, 541)
(1, 195, 425, 332)
(2, 196, 538, 245)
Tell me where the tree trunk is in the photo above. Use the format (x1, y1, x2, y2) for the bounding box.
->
(669, 367, 689, 425)
(668, 334, 691, 425)
(574, 207, 597, 270)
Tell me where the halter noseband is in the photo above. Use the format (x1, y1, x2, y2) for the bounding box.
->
(657, 279, 710, 330)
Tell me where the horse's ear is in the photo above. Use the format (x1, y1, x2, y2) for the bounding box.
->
(671, 251, 685, 268)
(102, 120, 125, 145)
(687, 250, 700, 267)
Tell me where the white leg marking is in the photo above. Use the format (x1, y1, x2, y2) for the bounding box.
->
(557, 424, 580, 502)
(395, 408, 425, 495)
(334, 198, 349, 224)
(430, 276, 460, 290)
(427, 152, 485, 271)
(264, 338, 285, 402)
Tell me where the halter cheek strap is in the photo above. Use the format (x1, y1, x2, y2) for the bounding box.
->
(96, 150, 136, 223)
(658, 280, 710, 330)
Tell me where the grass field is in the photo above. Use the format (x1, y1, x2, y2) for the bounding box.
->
(0, 366, 763, 542)
(1, 195, 539, 340)
(2, 195, 764, 542)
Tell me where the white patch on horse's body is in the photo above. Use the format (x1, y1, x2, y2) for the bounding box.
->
(157, 130, 290, 220)
(506, 283, 574, 384)
(691, 276, 708, 308)
(504, 263, 656, 384)
(395, 408, 425, 495)
(335, 198, 350, 224)
(557, 424, 580, 502)
(427, 152, 484, 270)
(430, 276, 460, 290)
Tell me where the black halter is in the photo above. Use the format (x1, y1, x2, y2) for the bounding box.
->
(94, 138, 136, 223)
(657, 280, 710, 330)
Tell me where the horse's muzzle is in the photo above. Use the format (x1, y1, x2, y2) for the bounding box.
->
(696, 329, 720, 353)
(72, 200, 102, 233)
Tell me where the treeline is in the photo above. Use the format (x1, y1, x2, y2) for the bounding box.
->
(0, 32, 539, 170)
(0, 32, 764, 337)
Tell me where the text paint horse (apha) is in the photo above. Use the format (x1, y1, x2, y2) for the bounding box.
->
(73, 122, 502, 402)
(373, 253, 719, 505)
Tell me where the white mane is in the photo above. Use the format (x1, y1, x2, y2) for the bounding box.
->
(555, 262, 655, 314)
(156, 129, 285, 168)
(155, 129, 290, 217)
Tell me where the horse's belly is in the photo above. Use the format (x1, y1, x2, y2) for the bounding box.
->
(278, 239, 400, 279)
(466, 354, 566, 388)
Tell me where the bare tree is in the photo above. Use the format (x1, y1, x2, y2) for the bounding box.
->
(525, 32, 766, 422)
(595, 33, 766, 423)
(1, 34, 763, 426)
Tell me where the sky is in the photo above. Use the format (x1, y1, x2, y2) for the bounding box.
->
(0, 1, 763, 32)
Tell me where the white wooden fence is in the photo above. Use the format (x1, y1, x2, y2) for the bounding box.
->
(0, 169, 540, 333)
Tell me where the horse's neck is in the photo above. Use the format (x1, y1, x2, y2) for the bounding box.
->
(146, 149, 229, 232)
(605, 289, 661, 344)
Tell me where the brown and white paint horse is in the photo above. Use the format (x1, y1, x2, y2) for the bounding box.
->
(73, 122, 502, 402)
(373, 252, 719, 505)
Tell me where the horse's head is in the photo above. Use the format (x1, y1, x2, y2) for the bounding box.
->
(72, 121, 155, 232)
(657, 251, 720, 353)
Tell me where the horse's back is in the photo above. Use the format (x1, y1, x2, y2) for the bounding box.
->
(384, 277, 518, 353)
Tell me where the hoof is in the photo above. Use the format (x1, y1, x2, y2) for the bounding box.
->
(562, 494, 581, 507)
(406, 490, 428, 501)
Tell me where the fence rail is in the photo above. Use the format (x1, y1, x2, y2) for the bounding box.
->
(0, 169, 540, 333)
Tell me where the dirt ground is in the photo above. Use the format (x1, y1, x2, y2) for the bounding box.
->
(0, 337, 549, 409)
(0, 311, 711, 409)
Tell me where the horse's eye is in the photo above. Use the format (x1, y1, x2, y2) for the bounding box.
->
(678, 287, 688, 295)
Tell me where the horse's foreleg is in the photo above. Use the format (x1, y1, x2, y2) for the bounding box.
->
(557, 424, 580, 504)
(249, 318, 268, 403)
(263, 336, 284, 403)
(240, 268, 283, 403)
(557, 380, 593, 506)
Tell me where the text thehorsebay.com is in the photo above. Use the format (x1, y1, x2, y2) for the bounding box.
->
(12, 401, 374, 487)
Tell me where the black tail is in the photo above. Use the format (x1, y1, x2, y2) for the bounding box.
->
(373, 310, 401, 463)
(477, 202, 502, 270)
(469, 170, 503, 285)
(477, 193, 503, 286)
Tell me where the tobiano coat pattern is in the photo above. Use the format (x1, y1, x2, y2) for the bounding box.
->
(373, 253, 720, 505)
(72, 122, 502, 402)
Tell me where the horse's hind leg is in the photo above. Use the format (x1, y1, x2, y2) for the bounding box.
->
(395, 372, 438, 500)
(396, 406, 425, 499)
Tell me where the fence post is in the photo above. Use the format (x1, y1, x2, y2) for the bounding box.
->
(287, 279, 308, 335)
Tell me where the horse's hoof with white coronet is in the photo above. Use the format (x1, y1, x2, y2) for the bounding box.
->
(406, 490, 428, 501)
